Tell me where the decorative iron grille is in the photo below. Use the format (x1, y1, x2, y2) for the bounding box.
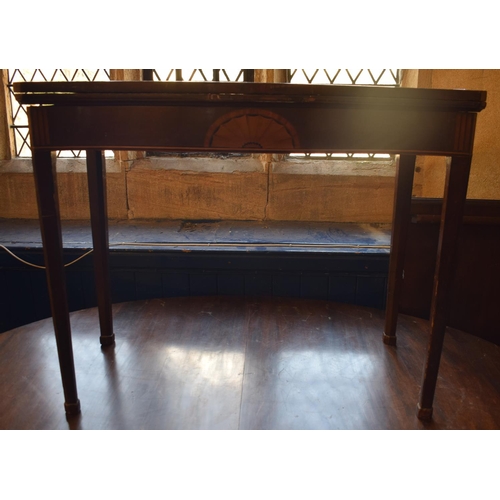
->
(143, 69, 254, 82)
(288, 68, 400, 86)
(288, 69, 400, 160)
(144, 68, 400, 160)
(6, 69, 400, 160)
(7, 69, 111, 158)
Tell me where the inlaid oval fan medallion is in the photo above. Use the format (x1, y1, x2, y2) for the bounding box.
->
(204, 109, 300, 150)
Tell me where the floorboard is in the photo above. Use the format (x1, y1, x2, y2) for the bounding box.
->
(1, 296, 499, 430)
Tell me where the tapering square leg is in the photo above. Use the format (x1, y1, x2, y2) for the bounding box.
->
(417, 155, 472, 420)
(32, 150, 80, 415)
(86, 150, 115, 346)
(384, 154, 416, 346)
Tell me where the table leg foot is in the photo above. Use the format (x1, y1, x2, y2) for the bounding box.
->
(417, 404, 433, 421)
(64, 399, 81, 416)
(383, 333, 397, 346)
(100, 333, 115, 346)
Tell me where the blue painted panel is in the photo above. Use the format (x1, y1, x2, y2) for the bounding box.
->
(245, 273, 273, 296)
(301, 274, 329, 300)
(218, 274, 245, 296)
(356, 276, 387, 309)
(111, 270, 136, 303)
(0, 270, 12, 332)
(29, 269, 51, 320)
(80, 269, 98, 309)
(329, 275, 357, 304)
(3, 269, 37, 328)
(66, 270, 86, 313)
(162, 272, 190, 297)
(272, 275, 301, 298)
(0, 247, 389, 333)
(136, 271, 163, 300)
(190, 273, 218, 296)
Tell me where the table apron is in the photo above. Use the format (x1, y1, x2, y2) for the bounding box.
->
(28, 105, 478, 155)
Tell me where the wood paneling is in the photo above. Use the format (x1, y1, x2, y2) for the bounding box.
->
(400, 198, 500, 345)
(0, 248, 388, 333)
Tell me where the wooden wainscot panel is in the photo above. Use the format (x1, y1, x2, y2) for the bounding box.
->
(400, 198, 500, 345)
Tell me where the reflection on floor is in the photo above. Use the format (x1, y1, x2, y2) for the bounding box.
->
(1, 296, 499, 430)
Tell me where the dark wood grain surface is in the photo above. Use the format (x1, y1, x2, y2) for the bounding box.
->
(13, 81, 487, 111)
(1, 296, 499, 430)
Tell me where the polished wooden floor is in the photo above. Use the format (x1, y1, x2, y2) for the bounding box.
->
(1, 296, 500, 430)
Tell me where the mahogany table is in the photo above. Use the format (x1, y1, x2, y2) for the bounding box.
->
(14, 81, 487, 420)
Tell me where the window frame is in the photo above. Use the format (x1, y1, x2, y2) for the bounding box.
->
(1, 68, 400, 175)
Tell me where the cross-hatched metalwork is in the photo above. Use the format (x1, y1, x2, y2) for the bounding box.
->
(143, 69, 253, 82)
(6, 68, 399, 161)
(288, 69, 400, 160)
(7, 69, 111, 157)
(289, 68, 400, 86)
(294, 152, 391, 160)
